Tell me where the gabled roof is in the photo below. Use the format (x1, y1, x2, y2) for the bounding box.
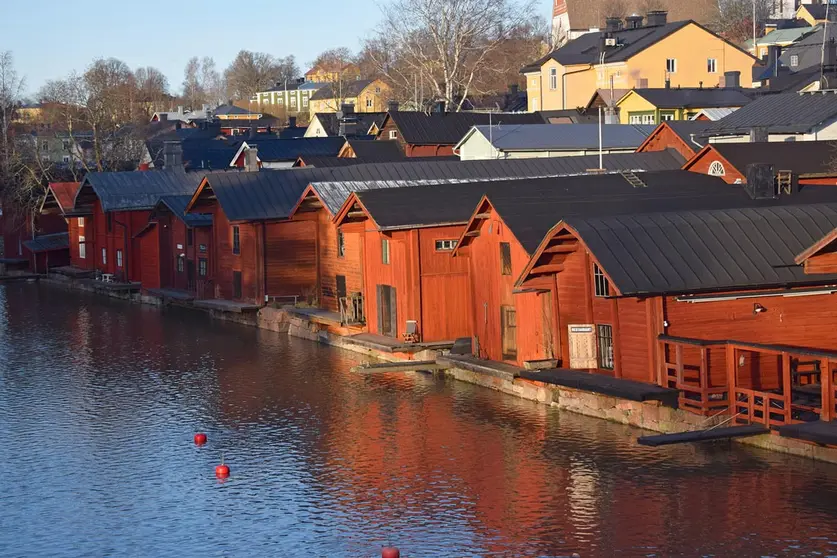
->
(525, 20, 687, 68)
(664, 120, 712, 149)
(156, 195, 212, 227)
(23, 232, 69, 253)
(198, 149, 686, 222)
(278, 126, 306, 139)
(780, 24, 837, 72)
(383, 111, 545, 145)
(294, 156, 361, 168)
(343, 138, 405, 162)
(41, 182, 81, 215)
(692, 107, 739, 121)
(798, 4, 837, 22)
(214, 104, 259, 117)
(555, 204, 837, 295)
(704, 90, 837, 136)
(231, 137, 347, 165)
(626, 88, 754, 109)
(76, 169, 209, 212)
(459, 123, 654, 152)
(310, 112, 386, 136)
(684, 140, 837, 177)
(309, 80, 375, 101)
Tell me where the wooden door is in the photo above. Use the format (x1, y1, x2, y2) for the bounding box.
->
(568, 324, 597, 369)
(501, 305, 517, 361)
(377, 285, 397, 337)
(233, 271, 242, 300)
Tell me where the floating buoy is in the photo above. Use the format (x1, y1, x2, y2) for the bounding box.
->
(194, 433, 207, 445)
(216, 452, 230, 478)
(382, 547, 400, 558)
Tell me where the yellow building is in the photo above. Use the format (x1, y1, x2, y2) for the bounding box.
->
(614, 87, 753, 124)
(522, 12, 757, 112)
(796, 4, 834, 26)
(304, 63, 361, 83)
(308, 79, 390, 116)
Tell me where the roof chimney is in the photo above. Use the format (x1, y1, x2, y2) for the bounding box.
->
(605, 16, 622, 33)
(750, 126, 768, 143)
(646, 10, 668, 26)
(159, 113, 168, 122)
(625, 14, 643, 29)
(244, 145, 259, 172)
(163, 141, 183, 170)
(723, 70, 741, 88)
(745, 163, 776, 200)
(387, 100, 400, 112)
(288, 116, 297, 128)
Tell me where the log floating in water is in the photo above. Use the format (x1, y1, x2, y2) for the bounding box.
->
(351, 360, 447, 374)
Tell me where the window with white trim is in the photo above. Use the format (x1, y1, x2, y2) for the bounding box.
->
(78, 235, 86, 259)
(629, 115, 642, 124)
(101, 248, 107, 265)
(597, 324, 614, 370)
(641, 113, 656, 125)
(707, 58, 717, 73)
(389, 130, 398, 140)
(594, 264, 610, 297)
(77, 217, 84, 228)
(666, 58, 677, 73)
(382, 238, 391, 264)
(790, 55, 799, 67)
(116, 249, 123, 268)
(708, 161, 726, 176)
(549, 68, 558, 90)
(434, 239, 458, 251)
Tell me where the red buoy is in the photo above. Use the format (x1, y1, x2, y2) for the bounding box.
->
(382, 547, 400, 558)
(215, 464, 230, 478)
(194, 433, 207, 445)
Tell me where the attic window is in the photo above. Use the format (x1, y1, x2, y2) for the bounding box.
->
(435, 239, 458, 252)
(389, 130, 398, 140)
(708, 161, 726, 176)
(594, 264, 610, 297)
(666, 58, 677, 73)
(500, 242, 512, 275)
(791, 55, 799, 67)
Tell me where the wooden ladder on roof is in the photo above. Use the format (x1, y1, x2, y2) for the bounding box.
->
(776, 170, 793, 195)
(620, 171, 646, 188)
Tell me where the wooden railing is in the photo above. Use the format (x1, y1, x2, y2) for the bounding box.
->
(660, 335, 837, 425)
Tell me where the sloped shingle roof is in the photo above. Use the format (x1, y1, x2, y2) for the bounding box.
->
(470, 123, 654, 151)
(78, 169, 209, 212)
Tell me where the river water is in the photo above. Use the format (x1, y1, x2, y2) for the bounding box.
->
(2, 284, 837, 557)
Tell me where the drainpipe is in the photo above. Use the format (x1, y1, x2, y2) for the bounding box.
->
(562, 65, 593, 110)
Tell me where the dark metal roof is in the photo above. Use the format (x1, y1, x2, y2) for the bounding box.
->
(296, 156, 360, 168)
(386, 111, 545, 145)
(631, 88, 754, 109)
(79, 169, 209, 212)
(469, 123, 654, 151)
(311, 112, 386, 136)
(706, 140, 837, 175)
(530, 20, 691, 68)
(566, 204, 837, 295)
(181, 139, 242, 170)
(250, 137, 347, 162)
(309, 80, 375, 101)
(157, 195, 212, 227)
(23, 232, 69, 253)
(345, 139, 405, 162)
(206, 150, 686, 222)
(705, 90, 837, 136)
(278, 126, 306, 139)
(665, 121, 712, 149)
(355, 170, 748, 234)
(214, 105, 259, 116)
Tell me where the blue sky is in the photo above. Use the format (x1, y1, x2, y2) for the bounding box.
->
(1, 0, 553, 98)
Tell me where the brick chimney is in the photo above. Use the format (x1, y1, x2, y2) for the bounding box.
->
(244, 145, 259, 172)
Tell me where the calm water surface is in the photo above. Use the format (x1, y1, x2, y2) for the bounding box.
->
(2, 284, 837, 557)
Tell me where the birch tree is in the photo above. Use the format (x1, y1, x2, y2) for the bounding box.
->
(366, 0, 538, 111)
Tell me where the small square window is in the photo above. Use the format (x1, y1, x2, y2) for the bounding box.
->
(389, 130, 398, 140)
(434, 239, 458, 251)
(594, 263, 610, 297)
(382, 238, 391, 264)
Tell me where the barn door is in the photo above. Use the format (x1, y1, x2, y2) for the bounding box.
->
(568, 324, 597, 369)
(377, 285, 397, 337)
(500, 305, 517, 361)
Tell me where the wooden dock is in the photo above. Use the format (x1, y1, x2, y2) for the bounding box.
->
(637, 424, 769, 447)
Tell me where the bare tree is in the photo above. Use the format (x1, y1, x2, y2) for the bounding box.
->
(366, 0, 539, 111)
(224, 51, 289, 100)
(134, 66, 170, 118)
(199, 57, 225, 107)
(308, 48, 360, 110)
(0, 51, 24, 189)
(714, 0, 772, 43)
(183, 57, 205, 110)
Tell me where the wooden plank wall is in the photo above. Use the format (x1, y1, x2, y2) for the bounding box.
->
(211, 206, 261, 302)
(468, 209, 550, 364)
(418, 226, 471, 342)
(265, 219, 317, 299)
(317, 210, 363, 313)
(363, 229, 418, 338)
(139, 225, 161, 290)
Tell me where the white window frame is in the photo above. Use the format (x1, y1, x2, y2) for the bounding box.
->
(290, 96, 297, 108)
(629, 115, 642, 124)
(707, 58, 717, 73)
(78, 235, 86, 259)
(382, 238, 391, 265)
(389, 130, 398, 140)
(77, 217, 84, 227)
(434, 239, 458, 252)
(101, 248, 107, 265)
(641, 114, 656, 125)
(666, 58, 677, 73)
(549, 68, 558, 90)
(116, 249, 123, 268)
(302, 96, 308, 108)
(708, 161, 726, 176)
(790, 54, 799, 67)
